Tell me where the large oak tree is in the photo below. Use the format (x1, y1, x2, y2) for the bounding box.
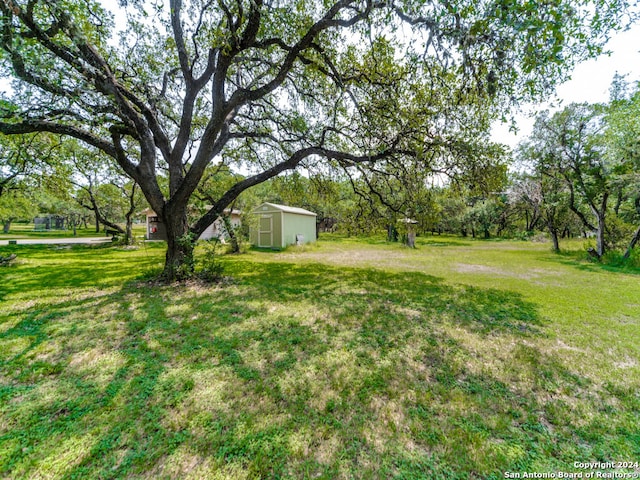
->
(0, 0, 629, 279)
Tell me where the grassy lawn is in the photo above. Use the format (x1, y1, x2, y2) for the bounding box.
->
(0, 223, 147, 240)
(1, 235, 639, 479)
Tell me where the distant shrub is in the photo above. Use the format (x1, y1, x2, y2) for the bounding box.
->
(602, 249, 640, 268)
(530, 233, 548, 243)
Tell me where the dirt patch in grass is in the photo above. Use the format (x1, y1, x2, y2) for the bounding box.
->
(613, 357, 639, 369)
(274, 246, 411, 267)
(455, 263, 542, 280)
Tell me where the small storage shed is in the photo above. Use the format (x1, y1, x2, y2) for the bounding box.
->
(251, 203, 317, 248)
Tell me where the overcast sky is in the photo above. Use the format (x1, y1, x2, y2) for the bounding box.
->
(491, 24, 640, 148)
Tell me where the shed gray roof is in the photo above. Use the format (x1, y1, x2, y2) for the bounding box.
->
(253, 202, 317, 216)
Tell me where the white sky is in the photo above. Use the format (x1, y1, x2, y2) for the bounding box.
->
(491, 25, 640, 148)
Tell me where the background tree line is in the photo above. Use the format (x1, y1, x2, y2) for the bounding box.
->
(2, 72, 640, 266)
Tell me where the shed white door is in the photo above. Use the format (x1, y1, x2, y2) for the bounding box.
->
(258, 215, 273, 247)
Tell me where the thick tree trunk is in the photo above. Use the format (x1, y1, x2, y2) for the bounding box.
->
(162, 207, 194, 281)
(623, 224, 640, 260)
(3, 220, 11, 233)
(548, 223, 560, 252)
(387, 224, 398, 242)
(595, 213, 606, 258)
(586, 194, 608, 259)
(95, 212, 100, 233)
(125, 218, 134, 246)
(122, 183, 139, 246)
(525, 209, 540, 232)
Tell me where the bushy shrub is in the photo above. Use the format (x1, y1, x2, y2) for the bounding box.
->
(605, 216, 636, 251)
(602, 248, 640, 268)
(197, 239, 225, 282)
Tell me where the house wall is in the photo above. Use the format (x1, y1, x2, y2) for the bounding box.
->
(147, 215, 167, 241)
(199, 219, 222, 240)
(201, 214, 242, 240)
(198, 214, 241, 241)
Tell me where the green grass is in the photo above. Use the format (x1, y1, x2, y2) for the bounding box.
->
(0, 223, 147, 239)
(1, 235, 639, 479)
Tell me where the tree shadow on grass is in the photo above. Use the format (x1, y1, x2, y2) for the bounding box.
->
(0, 258, 635, 479)
(234, 261, 541, 336)
(0, 289, 194, 479)
(0, 244, 163, 299)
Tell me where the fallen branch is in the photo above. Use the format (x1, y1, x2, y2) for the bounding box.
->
(0, 253, 17, 266)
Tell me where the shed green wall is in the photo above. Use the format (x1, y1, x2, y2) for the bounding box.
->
(282, 212, 316, 246)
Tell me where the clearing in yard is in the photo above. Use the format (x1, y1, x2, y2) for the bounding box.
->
(0, 235, 639, 479)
